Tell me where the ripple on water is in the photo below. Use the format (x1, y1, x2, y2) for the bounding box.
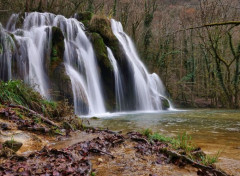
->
(226, 128, 240, 132)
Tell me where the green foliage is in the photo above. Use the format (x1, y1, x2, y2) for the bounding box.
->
(142, 129, 220, 166)
(141, 128, 153, 137)
(91, 172, 96, 176)
(144, 14, 154, 27)
(149, 133, 175, 143)
(0, 80, 43, 109)
(200, 152, 220, 166)
(144, 130, 196, 152)
(0, 80, 72, 119)
(174, 132, 196, 153)
(52, 48, 57, 57)
(180, 73, 194, 82)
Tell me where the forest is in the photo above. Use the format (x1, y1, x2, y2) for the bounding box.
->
(1, 0, 240, 108)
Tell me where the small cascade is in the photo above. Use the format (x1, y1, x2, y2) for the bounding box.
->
(6, 14, 19, 32)
(14, 27, 50, 97)
(106, 47, 124, 111)
(111, 19, 170, 111)
(0, 24, 14, 81)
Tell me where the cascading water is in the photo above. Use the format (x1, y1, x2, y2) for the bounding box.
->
(14, 27, 50, 97)
(106, 47, 125, 111)
(0, 12, 172, 116)
(0, 24, 14, 81)
(111, 19, 171, 111)
(50, 14, 106, 115)
(2, 12, 105, 115)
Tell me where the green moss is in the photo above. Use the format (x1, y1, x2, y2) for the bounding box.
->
(89, 32, 112, 70)
(141, 130, 220, 166)
(162, 98, 170, 110)
(50, 27, 64, 72)
(88, 15, 125, 64)
(75, 11, 93, 26)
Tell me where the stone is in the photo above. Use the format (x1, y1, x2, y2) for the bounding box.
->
(98, 158, 103, 163)
(3, 140, 23, 152)
(0, 123, 10, 130)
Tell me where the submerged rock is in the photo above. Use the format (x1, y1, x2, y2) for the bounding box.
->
(161, 98, 170, 110)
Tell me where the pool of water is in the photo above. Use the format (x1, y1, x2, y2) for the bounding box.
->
(88, 109, 240, 161)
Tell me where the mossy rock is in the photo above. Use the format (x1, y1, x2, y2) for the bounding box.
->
(161, 98, 170, 110)
(47, 26, 73, 104)
(50, 26, 64, 72)
(90, 116, 100, 120)
(88, 15, 123, 60)
(89, 15, 115, 42)
(50, 63, 73, 104)
(89, 32, 112, 70)
(3, 140, 23, 152)
(75, 11, 93, 27)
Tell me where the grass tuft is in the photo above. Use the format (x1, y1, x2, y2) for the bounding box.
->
(0, 80, 73, 119)
(141, 129, 220, 166)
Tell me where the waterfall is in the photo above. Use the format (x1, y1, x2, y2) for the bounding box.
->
(2, 12, 105, 115)
(51, 14, 106, 115)
(106, 47, 124, 111)
(0, 12, 171, 116)
(111, 19, 170, 111)
(14, 27, 50, 97)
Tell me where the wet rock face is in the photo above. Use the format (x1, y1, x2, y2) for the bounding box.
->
(89, 15, 124, 62)
(50, 26, 65, 72)
(3, 140, 23, 152)
(48, 26, 73, 103)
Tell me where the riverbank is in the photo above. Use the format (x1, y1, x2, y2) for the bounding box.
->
(0, 104, 232, 175)
(0, 81, 239, 175)
(0, 124, 230, 176)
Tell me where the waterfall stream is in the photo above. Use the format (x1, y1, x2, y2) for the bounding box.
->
(111, 19, 168, 111)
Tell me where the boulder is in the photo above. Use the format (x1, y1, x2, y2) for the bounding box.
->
(89, 15, 124, 62)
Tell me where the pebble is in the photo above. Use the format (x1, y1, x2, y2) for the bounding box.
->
(98, 158, 103, 163)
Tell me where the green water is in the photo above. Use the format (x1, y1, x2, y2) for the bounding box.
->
(89, 109, 240, 160)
